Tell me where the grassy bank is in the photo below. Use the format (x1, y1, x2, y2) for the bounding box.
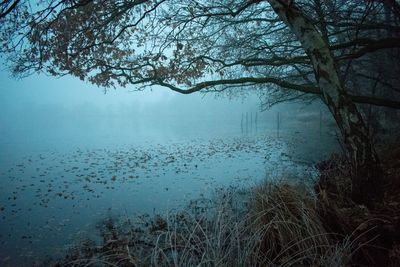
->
(45, 148, 400, 267)
(46, 184, 349, 266)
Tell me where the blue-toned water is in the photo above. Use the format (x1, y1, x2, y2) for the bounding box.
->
(0, 94, 339, 265)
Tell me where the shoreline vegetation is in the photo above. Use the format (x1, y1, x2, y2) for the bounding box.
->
(43, 145, 399, 267)
(0, 1, 399, 266)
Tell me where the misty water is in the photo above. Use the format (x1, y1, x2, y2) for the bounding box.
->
(0, 75, 339, 265)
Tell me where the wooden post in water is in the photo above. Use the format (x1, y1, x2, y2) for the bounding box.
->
(241, 113, 244, 134)
(255, 112, 258, 133)
(246, 112, 248, 135)
(250, 112, 253, 133)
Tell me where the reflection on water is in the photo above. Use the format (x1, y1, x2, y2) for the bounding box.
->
(0, 113, 338, 265)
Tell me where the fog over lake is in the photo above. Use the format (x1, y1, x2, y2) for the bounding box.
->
(0, 71, 338, 265)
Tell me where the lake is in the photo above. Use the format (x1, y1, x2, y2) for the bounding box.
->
(0, 104, 338, 266)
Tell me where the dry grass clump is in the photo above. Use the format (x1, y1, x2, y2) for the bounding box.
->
(140, 189, 263, 266)
(250, 181, 354, 266)
(48, 183, 360, 267)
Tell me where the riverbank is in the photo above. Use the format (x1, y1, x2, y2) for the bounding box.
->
(44, 182, 350, 266)
(43, 145, 400, 266)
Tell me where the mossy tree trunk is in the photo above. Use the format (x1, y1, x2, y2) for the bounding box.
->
(268, 0, 383, 205)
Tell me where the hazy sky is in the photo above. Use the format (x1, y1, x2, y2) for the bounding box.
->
(0, 63, 262, 119)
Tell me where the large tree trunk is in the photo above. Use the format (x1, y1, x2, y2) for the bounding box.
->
(267, 0, 384, 206)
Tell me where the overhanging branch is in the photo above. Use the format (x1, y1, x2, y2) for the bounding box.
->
(153, 77, 400, 109)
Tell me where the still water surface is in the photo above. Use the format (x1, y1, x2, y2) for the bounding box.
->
(0, 112, 338, 265)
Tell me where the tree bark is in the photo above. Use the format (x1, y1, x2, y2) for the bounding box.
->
(267, 0, 384, 206)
